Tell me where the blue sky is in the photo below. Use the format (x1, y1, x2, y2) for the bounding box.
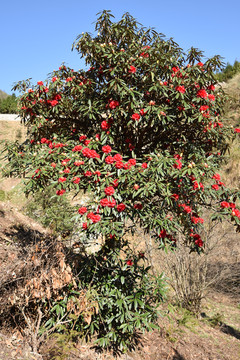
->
(1, 0, 239, 94)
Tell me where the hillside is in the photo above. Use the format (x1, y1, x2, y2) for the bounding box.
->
(0, 89, 8, 100)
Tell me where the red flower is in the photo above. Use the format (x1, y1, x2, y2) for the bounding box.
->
(102, 145, 112, 153)
(131, 113, 140, 121)
(117, 203, 126, 212)
(195, 237, 203, 247)
(37, 81, 44, 86)
(128, 66, 136, 74)
(112, 179, 119, 188)
(197, 62, 204, 67)
(207, 84, 215, 91)
(178, 106, 185, 111)
(140, 51, 149, 58)
(113, 154, 123, 162)
(208, 94, 215, 101)
(191, 216, 204, 224)
(108, 100, 120, 109)
(172, 66, 180, 73)
(159, 229, 167, 238)
(73, 177, 80, 184)
(197, 89, 208, 99)
(58, 177, 67, 183)
(232, 209, 240, 218)
(82, 148, 100, 159)
(105, 156, 115, 164)
(51, 162, 56, 168)
(123, 163, 132, 170)
(104, 186, 115, 196)
(82, 222, 88, 229)
(171, 193, 179, 201)
(175, 85, 186, 94)
(234, 128, 240, 133)
(100, 198, 110, 207)
(220, 201, 230, 208)
(108, 199, 116, 208)
(212, 184, 219, 190)
(128, 158, 136, 166)
(56, 189, 66, 196)
(212, 173, 221, 181)
(140, 109, 147, 116)
(48, 100, 58, 107)
(173, 159, 182, 169)
(101, 120, 111, 131)
(115, 161, 124, 169)
(200, 105, 209, 112)
(141, 162, 148, 169)
(126, 259, 133, 266)
(182, 204, 192, 214)
(84, 171, 92, 177)
(78, 207, 87, 215)
(134, 203, 143, 210)
(87, 212, 101, 223)
(52, 77, 57, 82)
(91, 214, 101, 223)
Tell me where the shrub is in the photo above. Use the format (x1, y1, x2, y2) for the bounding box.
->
(2, 10, 240, 350)
(0, 93, 18, 113)
(44, 241, 166, 352)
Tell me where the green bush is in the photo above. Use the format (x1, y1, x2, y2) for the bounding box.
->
(43, 241, 166, 352)
(25, 187, 76, 236)
(215, 60, 240, 82)
(0, 94, 18, 113)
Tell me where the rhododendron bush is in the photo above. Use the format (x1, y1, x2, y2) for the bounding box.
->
(4, 11, 240, 252)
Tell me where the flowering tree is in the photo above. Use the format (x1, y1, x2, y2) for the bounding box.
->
(7, 11, 239, 253)
(3, 10, 240, 349)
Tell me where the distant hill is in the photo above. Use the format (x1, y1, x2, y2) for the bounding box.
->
(0, 90, 9, 100)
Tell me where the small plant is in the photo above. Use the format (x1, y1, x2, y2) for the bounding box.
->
(25, 187, 76, 236)
(44, 240, 167, 352)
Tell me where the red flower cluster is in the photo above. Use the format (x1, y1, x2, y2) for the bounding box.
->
(173, 154, 182, 169)
(128, 66, 136, 73)
(102, 145, 112, 153)
(134, 203, 143, 210)
(82, 147, 100, 158)
(72, 145, 83, 152)
(197, 89, 207, 99)
(104, 186, 115, 196)
(100, 198, 116, 208)
(175, 86, 186, 94)
(117, 203, 126, 212)
(87, 212, 101, 223)
(131, 113, 140, 121)
(101, 120, 111, 131)
(56, 189, 66, 196)
(108, 100, 120, 109)
(78, 207, 87, 215)
(191, 216, 204, 224)
(126, 259, 133, 266)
